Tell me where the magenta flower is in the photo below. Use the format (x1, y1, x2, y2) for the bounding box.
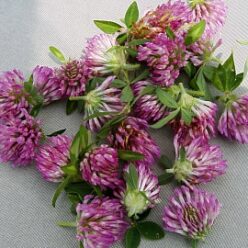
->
(189, 38, 222, 66)
(116, 164, 160, 217)
(81, 76, 124, 132)
(0, 69, 31, 119)
(173, 118, 215, 149)
(35, 135, 71, 182)
(163, 186, 221, 240)
(0, 111, 43, 167)
(32, 65, 62, 105)
(137, 34, 189, 87)
(218, 95, 248, 143)
(107, 117, 160, 167)
(131, 0, 192, 39)
(188, 0, 227, 37)
(132, 81, 167, 123)
(173, 91, 217, 147)
(76, 195, 129, 248)
(80, 144, 124, 190)
(167, 138, 227, 186)
(83, 34, 126, 77)
(55, 59, 86, 97)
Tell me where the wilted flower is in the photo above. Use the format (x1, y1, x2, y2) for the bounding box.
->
(81, 76, 124, 132)
(107, 117, 160, 167)
(80, 144, 124, 190)
(163, 186, 221, 240)
(83, 34, 126, 77)
(76, 195, 129, 248)
(218, 95, 248, 143)
(35, 135, 71, 182)
(132, 81, 167, 123)
(131, 0, 192, 39)
(137, 34, 189, 87)
(188, 0, 227, 36)
(189, 38, 222, 66)
(167, 138, 227, 186)
(0, 111, 43, 167)
(32, 65, 62, 104)
(0, 69, 31, 119)
(117, 164, 160, 217)
(55, 59, 86, 97)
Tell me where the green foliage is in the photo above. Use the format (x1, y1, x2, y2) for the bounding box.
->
(156, 88, 178, 109)
(185, 20, 206, 46)
(124, 164, 139, 190)
(124, 227, 141, 248)
(94, 20, 122, 34)
(49, 46, 66, 63)
(118, 150, 144, 161)
(150, 108, 180, 129)
(47, 129, 66, 137)
(125, 1, 139, 28)
(137, 221, 165, 240)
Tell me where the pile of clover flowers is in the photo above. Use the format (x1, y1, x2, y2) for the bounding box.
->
(1, 0, 248, 247)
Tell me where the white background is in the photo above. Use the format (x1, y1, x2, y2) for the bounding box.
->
(0, 1, 248, 247)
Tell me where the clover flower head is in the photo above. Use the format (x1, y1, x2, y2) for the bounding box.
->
(163, 186, 221, 240)
(76, 195, 129, 248)
(35, 134, 71, 182)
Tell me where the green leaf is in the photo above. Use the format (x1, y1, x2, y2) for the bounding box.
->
(156, 88, 178, 109)
(131, 69, 150, 84)
(65, 182, 93, 197)
(47, 129, 66, 137)
(139, 85, 156, 96)
(126, 48, 138, 58)
(150, 108, 180, 129)
(137, 221, 165, 240)
(94, 20, 122, 34)
(49, 46, 66, 63)
(125, 1, 139, 28)
(66, 99, 78, 115)
(117, 33, 128, 45)
(125, 227, 141, 248)
(158, 173, 174, 185)
(30, 103, 43, 117)
(129, 39, 149, 46)
(165, 26, 175, 39)
(223, 53, 236, 91)
(23, 81, 44, 116)
(203, 65, 216, 82)
(136, 208, 151, 221)
(121, 85, 134, 103)
(243, 58, 248, 80)
(212, 64, 226, 92)
(184, 62, 197, 78)
(52, 176, 72, 207)
(125, 164, 139, 190)
(181, 108, 194, 125)
(193, 67, 212, 100)
(185, 20, 206, 46)
(158, 155, 173, 169)
(237, 40, 248, 45)
(61, 163, 78, 176)
(111, 79, 127, 88)
(118, 150, 144, 161)
(70, 126, 91, 162)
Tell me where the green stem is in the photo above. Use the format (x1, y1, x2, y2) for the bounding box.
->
(57, 221, 77, 228)
(179, 83, 187, 95)
(186, 89, 205, 97)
